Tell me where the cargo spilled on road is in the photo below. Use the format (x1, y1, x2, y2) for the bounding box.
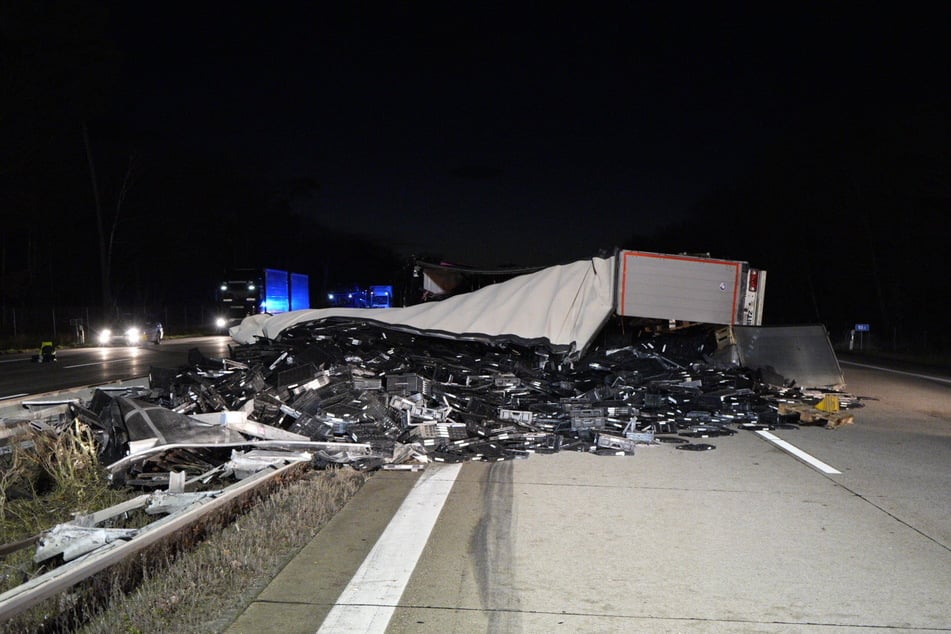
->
(0, 251, 859, 630)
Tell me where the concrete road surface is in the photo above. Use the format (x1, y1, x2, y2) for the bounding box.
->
(228, 362, 951, 634)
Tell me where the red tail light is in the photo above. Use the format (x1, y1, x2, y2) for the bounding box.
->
(749, 270, 759, 292)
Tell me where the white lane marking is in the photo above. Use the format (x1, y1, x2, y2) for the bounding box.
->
(756, 430, 841, 474)
(318, 462, 463, 634)
(0, 358, 28, 364)
(65, 358, 133, 369)
(0, 393, 28, 401)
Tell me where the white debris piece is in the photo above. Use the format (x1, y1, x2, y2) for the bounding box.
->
(35, 524, 138, 563)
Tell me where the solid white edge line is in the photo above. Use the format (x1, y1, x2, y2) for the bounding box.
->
(839, 360, 951, 385)
(755, 430, 841, 474)
(317, 462, 463, 634)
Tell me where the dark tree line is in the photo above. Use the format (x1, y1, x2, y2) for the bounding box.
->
(0, 2, 405, 324)
(627, 102, 950, 352)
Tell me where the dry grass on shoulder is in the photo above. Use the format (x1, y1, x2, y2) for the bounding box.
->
(74, 467, 368, 634)
(1, 424, 368, 634)
(1, 422, 130, 543)
(1, 423, 136, 599)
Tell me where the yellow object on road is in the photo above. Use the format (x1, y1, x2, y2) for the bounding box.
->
(815, 394, 840, 412)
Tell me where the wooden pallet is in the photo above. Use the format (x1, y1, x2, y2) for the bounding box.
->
(778, 402, 855, 429)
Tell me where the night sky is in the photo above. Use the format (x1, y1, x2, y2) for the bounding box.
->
(102, 3, 944, 264)
(1, 3, 949, 347)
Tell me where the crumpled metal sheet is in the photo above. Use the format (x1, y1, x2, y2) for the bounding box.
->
(732, 324, 845, 389)
(221, 448, 314, 479)
(114, 397, 247, 448)
(34, 524, 139, 563)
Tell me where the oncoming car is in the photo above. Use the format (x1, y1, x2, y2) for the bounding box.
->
(96, 321, 164, 346)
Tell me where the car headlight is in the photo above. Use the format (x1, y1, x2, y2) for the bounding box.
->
(125, 327, 140, 343)
(98, 329, 112, 344)
(215, 317, 227, 329)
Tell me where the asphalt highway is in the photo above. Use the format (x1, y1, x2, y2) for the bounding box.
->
(229, 361, 951, 634)
(0, 336, 232, 402)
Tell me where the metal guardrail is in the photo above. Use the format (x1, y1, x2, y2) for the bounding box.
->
(0, 377, 152, 420)
(0, 460, 305, 624)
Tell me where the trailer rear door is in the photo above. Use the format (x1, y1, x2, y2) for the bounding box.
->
(615, 250, 748, 325)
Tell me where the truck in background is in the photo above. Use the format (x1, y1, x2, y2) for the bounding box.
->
(215, 268, 310, 330)
(368, 285, 394, 308)
(325, 284, 394, 309)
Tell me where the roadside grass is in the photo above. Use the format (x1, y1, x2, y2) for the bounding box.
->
(1, 424, 368, 634)
(70, 467, 368, 634)
(0, 423, 142, 631)
(0, 422, 127, 531)
(1, 423, 135, 588)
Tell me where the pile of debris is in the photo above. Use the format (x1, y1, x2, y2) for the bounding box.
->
(52, 320, 857, 485)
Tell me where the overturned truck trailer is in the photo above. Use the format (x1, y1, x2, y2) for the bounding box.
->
(231, 250, 841, 388)
(613, 251, 840, 388)
(232, 256, 617, 359)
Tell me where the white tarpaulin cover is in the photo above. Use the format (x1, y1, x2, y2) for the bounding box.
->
(230, 256, 616, 358)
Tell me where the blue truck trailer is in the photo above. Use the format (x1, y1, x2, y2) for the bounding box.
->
(215, 268, 310, 329)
